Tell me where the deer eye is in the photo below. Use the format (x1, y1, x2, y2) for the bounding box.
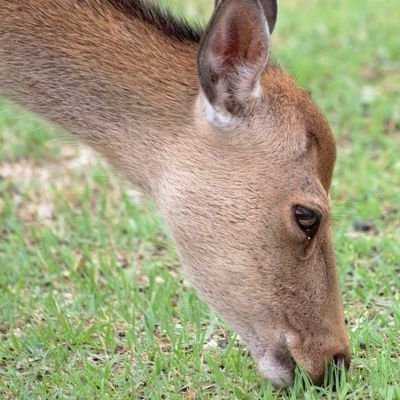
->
(294, 206, 321, 239)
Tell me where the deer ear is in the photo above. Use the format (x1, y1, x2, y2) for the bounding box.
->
(198, 0, 271, 126)
(214, 0, 278, 34)
(259, 0, 278, 33)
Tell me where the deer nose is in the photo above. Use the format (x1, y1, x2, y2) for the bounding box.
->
(309, 347, 351, 385)
(286, 333, 351, 386)
(333, 351, 351, 369)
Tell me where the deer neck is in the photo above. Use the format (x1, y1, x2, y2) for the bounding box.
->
(0, 1, 201, 194)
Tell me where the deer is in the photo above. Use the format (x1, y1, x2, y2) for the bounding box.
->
(0, 0, 351, 387)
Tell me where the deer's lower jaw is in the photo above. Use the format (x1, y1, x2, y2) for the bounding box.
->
(258, 350, 295, 388)
(255, 335, 295, 388)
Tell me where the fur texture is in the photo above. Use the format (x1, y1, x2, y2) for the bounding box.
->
(0, 0, 350, 386)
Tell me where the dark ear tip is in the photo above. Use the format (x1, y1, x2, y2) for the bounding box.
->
(259, 0, 278, 33)
(198, 0, 272, 110)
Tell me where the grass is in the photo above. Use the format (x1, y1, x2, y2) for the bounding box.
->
(0, 0, 399, 398)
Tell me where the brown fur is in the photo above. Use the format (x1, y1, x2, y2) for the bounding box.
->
(0, 0, 350, 386)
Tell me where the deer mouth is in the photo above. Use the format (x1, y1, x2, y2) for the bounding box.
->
(257, 334, 295, 388)
(256, 329, 351, 388)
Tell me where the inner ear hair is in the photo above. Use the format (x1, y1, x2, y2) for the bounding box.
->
(198, 0, 271, 125)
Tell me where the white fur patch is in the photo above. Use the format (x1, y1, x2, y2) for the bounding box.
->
(252, 80, 263, 98)
(258, 355, 294, 388)
(198, 80, 262, 130)
(199, 94, 237, 129)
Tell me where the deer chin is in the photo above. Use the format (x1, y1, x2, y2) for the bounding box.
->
(236, 325, 295, 388)
(253, 334, 295, 388)
(257, 348, 295, 388)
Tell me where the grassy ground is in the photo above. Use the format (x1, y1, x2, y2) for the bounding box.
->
(0, 0, 399, 398)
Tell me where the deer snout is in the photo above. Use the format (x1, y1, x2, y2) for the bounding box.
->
(257, 331, 351, 387)
(304, 345, 351, 385)
(286, 332, 351, 385)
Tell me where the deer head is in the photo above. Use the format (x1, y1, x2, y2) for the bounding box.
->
(0, 0, 351, 387)
(156, 0, 350, 386)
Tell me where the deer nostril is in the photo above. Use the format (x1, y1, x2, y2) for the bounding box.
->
(333, 352, 350, 370)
